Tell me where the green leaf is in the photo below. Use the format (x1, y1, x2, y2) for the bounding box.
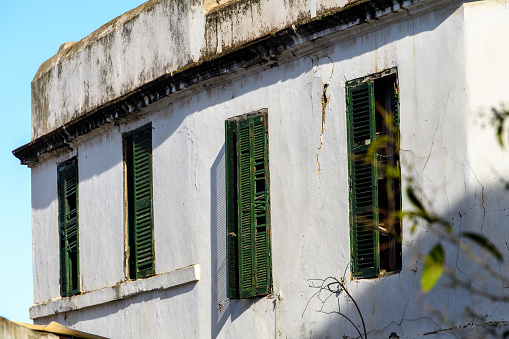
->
(410, 223, 417, 234)
(366, 135, 391, 159)
(461, 232, 503, 262)
(497, 124, 504, 147)
(407, 187, 424, 212)
(421, 244, 444, 292)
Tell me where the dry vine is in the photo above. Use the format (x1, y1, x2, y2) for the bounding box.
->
(303, 265, 367, 339)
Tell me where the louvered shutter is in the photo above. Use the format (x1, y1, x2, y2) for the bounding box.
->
(347, 82, 380, 278)
(225, 121, 239, 298)
(237, 118, 255, 297)
(58, 164, 67, 297)
(392, 83, 399, 128)
(226, 111, 271, 299)
(58, 158, 79, 297)
(251, 115, 270, 296)
(130, 126, 155, 279)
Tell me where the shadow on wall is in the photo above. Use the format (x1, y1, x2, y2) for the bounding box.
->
(31, 0, 456, 212)
(30, 1, 473, 336)
(210, 145, 274, 338)
(206, 3, 471, 337)
(34, 282, 198, 338)
(210, 145, 230, 336)
(301, 176, 509, 338)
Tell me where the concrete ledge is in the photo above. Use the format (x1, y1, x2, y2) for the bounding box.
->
(30, 264, 200, 319)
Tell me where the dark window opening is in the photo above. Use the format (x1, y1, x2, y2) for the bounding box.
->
(67, 193, 77, 220)
(374, 74, 402, 274)
(347, 69, 401, 279)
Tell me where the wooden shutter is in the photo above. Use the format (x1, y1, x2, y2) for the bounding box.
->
(392, 83, 399, 128)
(58, 158, 79, 297)
(226, 111, 271, 298)
(252, 115, 270, 296)
(347, 82, 380, 278)
(225, 121, 239, 298)
(126, 125, 154, 279)
(237, 117, 255, 297)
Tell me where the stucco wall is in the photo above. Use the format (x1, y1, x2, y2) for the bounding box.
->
(29, 0, 509, 338)
(31, 0, 350, 140)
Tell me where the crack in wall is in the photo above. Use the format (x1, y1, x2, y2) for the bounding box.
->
(186, 122, 199, 191)
(368, 315, 440, 338)
(453, 165, 504, 320)
(370, 113, 505, 336)
(316, 58, 333, 191)
(453, 216, 461, 276)
(320, 82, 328, 135)
(422, 124, 439, 174)
(399, 269, 418, 324)
(316, 80, 329, 190)
(469, 164, 486, 231)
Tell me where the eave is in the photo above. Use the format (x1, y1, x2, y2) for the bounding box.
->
(13, 0, 442, 166)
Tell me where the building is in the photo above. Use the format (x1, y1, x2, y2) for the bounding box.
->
(13, 0, 509, 337)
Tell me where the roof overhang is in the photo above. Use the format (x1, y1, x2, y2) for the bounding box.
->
(13, 0, 453, 166)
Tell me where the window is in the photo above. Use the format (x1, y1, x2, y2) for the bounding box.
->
(124, 123, 155, 280)
(225, 109, 272, 298)
(346, 69, 401, 279)
(58, 157, 80, 297)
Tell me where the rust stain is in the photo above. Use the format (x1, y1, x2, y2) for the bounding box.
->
(320, 82, 329, 134)
(317, 80, 330, 189)
(316, 60, 333, 190)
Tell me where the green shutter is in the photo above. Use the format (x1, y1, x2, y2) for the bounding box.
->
(58, 158, 79, 297)
(226, 121, 239, 298)
(126, 125, 154, 279)
(226, 111, 271, 299)
(237, 118, 255, 297)
(252, 115, 270, 296)
(58, 164, 67, 297)
(347, 82, 380, 278)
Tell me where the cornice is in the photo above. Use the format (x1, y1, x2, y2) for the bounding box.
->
(13, 0, 454, 166)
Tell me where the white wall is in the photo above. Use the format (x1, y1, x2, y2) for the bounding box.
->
(31, 0, 350, 140)
(30, 0, 509, 338)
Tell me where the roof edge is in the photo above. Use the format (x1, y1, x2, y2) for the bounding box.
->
(15, 0, 454, 166)
(33, 0, 162, 82)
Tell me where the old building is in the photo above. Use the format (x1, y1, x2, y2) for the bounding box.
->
(13, 0, 509, 337)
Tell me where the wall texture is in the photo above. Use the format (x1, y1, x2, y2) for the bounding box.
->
(27, 0, 509, 338)
(31, 0, 350, 140)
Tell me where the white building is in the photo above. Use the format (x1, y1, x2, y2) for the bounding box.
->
(13, 0, 509, 337)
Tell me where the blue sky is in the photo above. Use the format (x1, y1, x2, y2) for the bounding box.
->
(0, 0, 144, 324)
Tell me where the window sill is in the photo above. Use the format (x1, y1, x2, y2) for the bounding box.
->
(352, 269, 401, 281)
(30, 264, 200, 319)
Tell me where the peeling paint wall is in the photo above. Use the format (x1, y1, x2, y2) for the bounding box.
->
(29, 0, 509, 338)
(31, 0, 349, 140)
(204, 0, 239, 12)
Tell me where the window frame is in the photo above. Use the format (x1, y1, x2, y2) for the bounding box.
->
(123, 123, 155, 280)
(58, 157, 80, 297)
(346, 68, 401, 279)
(225, 109, 272, 299)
